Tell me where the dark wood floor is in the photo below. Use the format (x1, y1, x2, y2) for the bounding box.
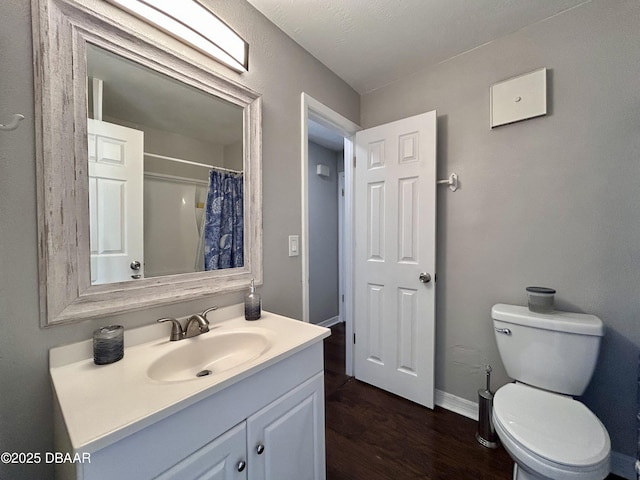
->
(323, 323, 624, 480)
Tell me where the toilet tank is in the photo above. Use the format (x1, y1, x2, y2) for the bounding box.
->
(491, 304, 604, 396)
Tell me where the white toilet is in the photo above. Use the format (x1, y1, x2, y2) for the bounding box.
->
(491, 303, 611, 480)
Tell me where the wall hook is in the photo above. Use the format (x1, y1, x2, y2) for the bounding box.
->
(437, 172, 459, 192)
(0, 114, 25, 132)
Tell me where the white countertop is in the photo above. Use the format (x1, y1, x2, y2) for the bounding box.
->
(50, 309, 330, 452)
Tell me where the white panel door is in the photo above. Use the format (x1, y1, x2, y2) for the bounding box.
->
(354, 110, 437, 408)
(247, 373, 325, 480)
(155, 422, 247, 480)
(88, 119, 144, 284)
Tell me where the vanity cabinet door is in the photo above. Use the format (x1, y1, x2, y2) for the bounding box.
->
(156, 421, 247, 480)
(247, 372, 325, 480)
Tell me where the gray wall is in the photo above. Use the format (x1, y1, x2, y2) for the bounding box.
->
(308, 141, 340, 325)
(224, 141, 243, 172)
(0, 1, 359, 478)
(106, 116, 222, 181)
(361, 0, 640, 461)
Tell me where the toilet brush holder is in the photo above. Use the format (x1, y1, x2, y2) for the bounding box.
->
(476, 364, 499, 449)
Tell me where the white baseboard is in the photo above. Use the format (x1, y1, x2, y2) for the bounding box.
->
(610, 451, 636, 480)
(435, 389, 479, 421)
(434, 390, 637, 480)
(317, 316, 341, 328)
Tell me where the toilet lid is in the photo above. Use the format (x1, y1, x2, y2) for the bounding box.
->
(494, 383, 610, 466)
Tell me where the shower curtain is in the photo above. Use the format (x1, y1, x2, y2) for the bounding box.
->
(199, 169, 243, 270)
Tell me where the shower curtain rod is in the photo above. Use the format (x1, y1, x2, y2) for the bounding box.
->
(144, 152, 242, 174)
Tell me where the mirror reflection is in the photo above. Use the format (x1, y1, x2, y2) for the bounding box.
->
(86, 45, 244, 285)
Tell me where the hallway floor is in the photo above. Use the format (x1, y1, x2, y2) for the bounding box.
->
(323, 323, 624, 480)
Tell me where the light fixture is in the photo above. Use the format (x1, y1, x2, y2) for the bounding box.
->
(106, 0, 248, 72)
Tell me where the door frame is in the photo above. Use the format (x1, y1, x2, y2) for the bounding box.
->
(301, 93, 360, 376)
(338, 171, 345, 325)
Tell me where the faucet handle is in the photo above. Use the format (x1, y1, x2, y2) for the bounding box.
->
(157, 317, 184, 341)
(201, 306, 218, 321)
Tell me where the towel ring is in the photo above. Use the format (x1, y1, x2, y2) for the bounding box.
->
(0, 114, 24, 132)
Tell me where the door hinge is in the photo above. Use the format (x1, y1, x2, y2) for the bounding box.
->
(341, 294, 344, 302)
(353, 156, 356, 168)
(353, 333, 356, 344)
(341, 188, 344, 197)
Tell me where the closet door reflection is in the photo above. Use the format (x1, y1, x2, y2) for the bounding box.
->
(88, 119, 144, 284)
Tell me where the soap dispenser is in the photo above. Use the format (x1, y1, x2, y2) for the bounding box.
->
(244, 278, 261, 320)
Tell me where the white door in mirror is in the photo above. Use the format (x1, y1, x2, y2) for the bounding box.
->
(88, 119, 144, 284)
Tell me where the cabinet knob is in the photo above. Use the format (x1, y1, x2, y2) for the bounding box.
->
(256, 444, 265, 455)
(237, 460, 246, 472)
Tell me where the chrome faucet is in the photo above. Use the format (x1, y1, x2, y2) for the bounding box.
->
(157, 306, 218, 341)
(184, 314, 210, 338)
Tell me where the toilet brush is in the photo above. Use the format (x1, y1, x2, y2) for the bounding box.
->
(476, 364, 499, 448)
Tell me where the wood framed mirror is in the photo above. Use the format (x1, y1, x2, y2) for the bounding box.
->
(32, 0, 262, 326)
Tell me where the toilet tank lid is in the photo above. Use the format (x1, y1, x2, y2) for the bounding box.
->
(491, 304, 604, 336)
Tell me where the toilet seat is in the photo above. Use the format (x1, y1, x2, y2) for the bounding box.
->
(493, 383, 610, 479)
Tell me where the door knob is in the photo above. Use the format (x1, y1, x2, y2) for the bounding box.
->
(419, 272, 431, 283)
(237, 460, 246, 472)
(256, 444, 265, 455)
(130, 260, 141, 270)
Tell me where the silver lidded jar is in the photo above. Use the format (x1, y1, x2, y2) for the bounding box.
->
(93, 325, 124, 365)
(526, 286, 556, 314)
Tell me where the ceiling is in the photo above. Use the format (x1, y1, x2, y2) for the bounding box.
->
(87, 45, 243, 145)
(308, 119, 345, 151)
(246, 0, 590, 94)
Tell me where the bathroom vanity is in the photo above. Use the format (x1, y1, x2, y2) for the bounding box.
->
(50, 306, 330, 480)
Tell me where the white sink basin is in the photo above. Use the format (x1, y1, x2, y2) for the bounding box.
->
(147, 329, 273, 383)
(50, 308, 331, 450)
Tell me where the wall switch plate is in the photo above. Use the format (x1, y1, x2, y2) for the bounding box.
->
(288, 235, 299, 257)
(490, 67, 547, 128)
